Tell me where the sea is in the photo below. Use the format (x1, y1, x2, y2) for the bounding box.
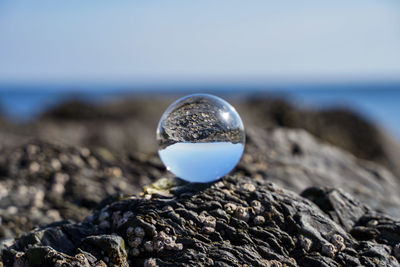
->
(0, 81, 399, 140)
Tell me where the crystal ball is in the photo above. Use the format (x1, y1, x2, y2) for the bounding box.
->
(157, 94, 245, 183)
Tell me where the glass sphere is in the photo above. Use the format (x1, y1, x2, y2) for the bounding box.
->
(157, 94, 245, 183)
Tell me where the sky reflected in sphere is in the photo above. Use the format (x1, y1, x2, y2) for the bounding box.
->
(159, 142, 244, 183)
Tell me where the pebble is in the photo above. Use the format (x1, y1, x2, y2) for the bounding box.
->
(235, 206, 250, 222)
(88, 156, 99, 169)
(106, 167, 122, 178)
(241, 183, 256, 192)
(322, 243, 337, 258)
(163, 236, 175, 250)
(367, 219, 379, 226)
(52, 173, 69, 194)
(144, 258, 158, 267)
(253, 215, 265, 225)
(29, 162, 40, 173)
(135, 226, 145, 237)
(202, 226, 215, 234)
(71, 155, 85, 167)
(152, 231, 181, 251)
(144, 241, 154, 252)
(127, 227, 134, 236)
(80, 147, 91, 158)
(214, 181, 225, 188)
(74, 253, 90, 265)
(251, 200, 264, 214)
(128, 237, 142, 248)
(331, 234, 345, 252)
(153, 240, 164, 251)
(33, 190, 44, 208)
(54, 172, 69, 182)
(46, 210, 61, 221)
(6, 206, 18, 215)
(298, 236, 312, 252)
(204, 216, 216, 228)
(0, 183, 8, 200)
(59, 153, 69, 164)
(224, 203, 237, 214)
(27, 145, 39, 155)
(50, 159, 62, 170)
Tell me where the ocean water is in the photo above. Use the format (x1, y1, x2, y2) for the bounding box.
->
(158, 142, 244, 183)
(287, 88, 400, 139)
(0, 82, 399, 139)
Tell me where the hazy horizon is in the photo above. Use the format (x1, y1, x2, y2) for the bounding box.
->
(1, 78, 400, 92)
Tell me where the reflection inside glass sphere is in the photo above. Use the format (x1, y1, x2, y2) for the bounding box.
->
(157, 94, 245, 183)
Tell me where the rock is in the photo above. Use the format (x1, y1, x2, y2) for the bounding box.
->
(238, 98, 400, 177)
(80, 235, 128, 267)
(301, 187, 367, 231)
(241, 127, 400, 217)
(0, 97, 400, 266)
(2, 125, 399, 242)
(2, 97, 399, 175)
(2, 175, 400, 266)
(0, 140, 163, 239)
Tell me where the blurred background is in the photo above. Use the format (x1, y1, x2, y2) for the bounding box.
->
(0, 0, 399, 137)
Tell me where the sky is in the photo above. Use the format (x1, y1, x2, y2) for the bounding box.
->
(0, 0, 400, 84)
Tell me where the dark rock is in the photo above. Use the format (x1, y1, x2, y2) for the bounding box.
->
(0, 140, 163, 239)
(238, 98, 400, 177)
(80, 235, 128, 267)
(301, 187, 368, 231)
(0, 97, 400, 266)
(2, 175, 400, 266)
(241, 127, 400, 217)
(2, 97, 399, 175)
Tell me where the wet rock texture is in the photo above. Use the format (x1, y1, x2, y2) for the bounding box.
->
(0, 97, 400, 266)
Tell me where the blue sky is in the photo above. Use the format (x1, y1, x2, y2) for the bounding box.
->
(0, 0, 399, 84)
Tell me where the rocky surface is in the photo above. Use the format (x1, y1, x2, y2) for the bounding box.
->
(2, 175, 400, 266)
(2, 97, 399, 173)
(241, 127, 400, 217)
(0, 96, 400, 266)
(238, 98, 400, 179)
(0, 141, 164, 240)
(157, 95, 245, 147)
